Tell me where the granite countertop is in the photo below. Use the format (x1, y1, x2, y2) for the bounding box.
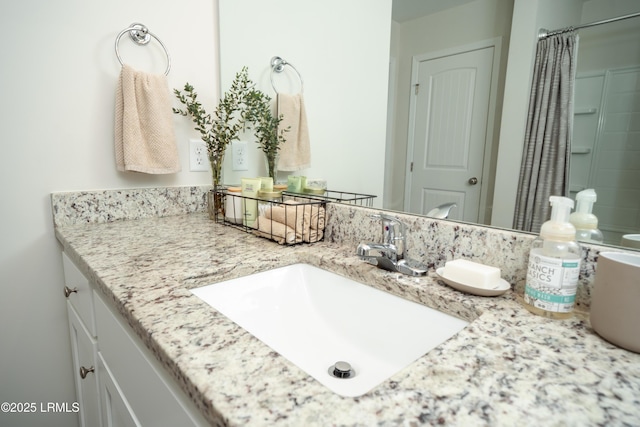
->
(55, 212, 640, 426)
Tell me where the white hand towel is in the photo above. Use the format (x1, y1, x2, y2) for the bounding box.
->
(277, 93, 310, 171)
(115, 64, 181, 174)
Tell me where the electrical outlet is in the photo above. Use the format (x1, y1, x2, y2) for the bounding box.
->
(189, 139, 209, 172)
(232, 141, 249, 171)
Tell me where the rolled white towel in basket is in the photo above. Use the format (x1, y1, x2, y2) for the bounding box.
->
(265, 202, 324, 243)
(254, 216, 297, 245)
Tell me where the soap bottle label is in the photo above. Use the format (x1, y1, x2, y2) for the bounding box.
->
(524, 250, 580, 313)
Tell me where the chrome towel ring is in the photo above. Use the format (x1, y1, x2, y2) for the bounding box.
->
(270, 56, 303, 93)
(115, 23, 171, 76)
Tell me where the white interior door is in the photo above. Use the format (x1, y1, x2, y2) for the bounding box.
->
(405, 46, 495, 221)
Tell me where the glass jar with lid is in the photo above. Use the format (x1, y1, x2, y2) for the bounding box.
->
(257, 190, 283, 217)
(224, 187, 243, 224)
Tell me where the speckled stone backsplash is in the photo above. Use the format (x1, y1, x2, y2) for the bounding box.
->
(52, 186, 625, 311)
(325, 203, 620, 312)
(51, 186, 209, 227)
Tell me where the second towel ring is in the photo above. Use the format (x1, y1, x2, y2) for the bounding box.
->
(115, 23, 171, 76)
(270, 56, 303, 94)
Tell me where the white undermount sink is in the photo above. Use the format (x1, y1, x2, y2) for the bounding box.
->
(190, 263, 468, 397)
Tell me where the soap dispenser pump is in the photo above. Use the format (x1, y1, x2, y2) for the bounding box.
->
(570, 189, 604, 243)
(523, 196, 582, 319)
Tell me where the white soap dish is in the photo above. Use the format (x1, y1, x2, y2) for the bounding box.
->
(435, 267, 511, 297)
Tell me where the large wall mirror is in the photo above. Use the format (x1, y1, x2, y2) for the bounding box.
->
(218, 0, 639, 251)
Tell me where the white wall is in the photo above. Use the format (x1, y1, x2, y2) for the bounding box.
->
(579, 0, 640, 71)
(217, 0, 391, 204)
(0, 2, 217, 426)
(388, 0, 514, 215)
(384, 21, 402, 210)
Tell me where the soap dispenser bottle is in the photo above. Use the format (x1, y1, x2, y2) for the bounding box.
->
(523, 196, 582, 319)
(569, 189, 604, 243)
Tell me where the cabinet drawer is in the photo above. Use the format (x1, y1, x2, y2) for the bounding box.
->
(94, 291, 208, 427)
(63, 252, 97, 336)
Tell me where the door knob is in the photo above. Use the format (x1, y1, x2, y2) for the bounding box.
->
(468, 177, 478, 185)
(64, 286, 78, 298)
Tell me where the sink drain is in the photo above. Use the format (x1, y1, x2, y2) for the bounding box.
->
(328, 361, 355, 379)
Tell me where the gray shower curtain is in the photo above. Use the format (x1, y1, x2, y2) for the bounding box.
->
(513, 32, 578, 233)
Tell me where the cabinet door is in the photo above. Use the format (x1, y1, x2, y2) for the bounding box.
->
(68, 302, 101, 427)
(98, 353, 141, 427)
(94, 292, 208, 426)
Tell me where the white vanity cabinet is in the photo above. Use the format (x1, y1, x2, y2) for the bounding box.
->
(63, 252, 101, 427)
(62, 252, 209, 427)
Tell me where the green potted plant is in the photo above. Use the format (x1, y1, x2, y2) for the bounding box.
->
(173, 67, 253, 188)
(174, 67, 288, 217)
(173, 67, 253, 218)
(244, 89, 289, 181)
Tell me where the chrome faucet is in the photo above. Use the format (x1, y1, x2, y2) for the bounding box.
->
(356, 213, 428, 276)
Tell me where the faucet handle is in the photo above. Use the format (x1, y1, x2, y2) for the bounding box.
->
(371, 213, 405, 230)
(371, 213, 405, 244)
(371, 212, 402, 224)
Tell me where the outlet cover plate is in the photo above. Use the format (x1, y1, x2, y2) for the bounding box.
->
(232, 141, 249, 171)
(189, 139, 209, 172)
